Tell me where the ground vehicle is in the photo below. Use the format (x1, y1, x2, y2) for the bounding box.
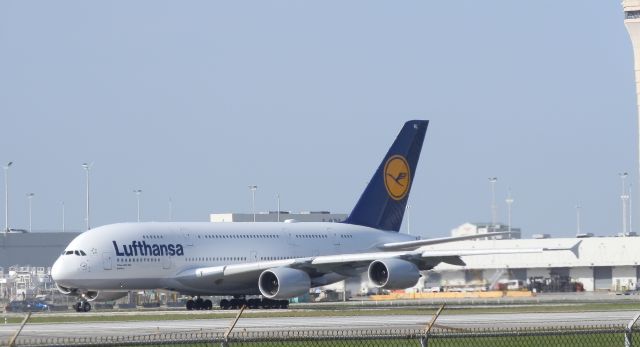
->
(4, 300, 51, 312)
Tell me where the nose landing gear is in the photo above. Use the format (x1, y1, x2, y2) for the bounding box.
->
(74, 301, 92, 312)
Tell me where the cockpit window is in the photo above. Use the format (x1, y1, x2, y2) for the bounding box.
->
(80, 250, 87, 256)
(65, 251, 73, 255)
(74, 250, 81, 256)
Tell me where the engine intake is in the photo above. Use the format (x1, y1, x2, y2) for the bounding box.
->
(258, 267, 310, 299)
(368, 258, 420, 289)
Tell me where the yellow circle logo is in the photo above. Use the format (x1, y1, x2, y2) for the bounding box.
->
(384, 155, 411, 200)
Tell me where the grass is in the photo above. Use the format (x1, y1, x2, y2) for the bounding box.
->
(102, 333, 628, 347)
(3, 301, 640, 324)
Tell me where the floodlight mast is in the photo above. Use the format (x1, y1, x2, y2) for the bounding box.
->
(4, 161, 12, 234)
(623, 0, 640, 235)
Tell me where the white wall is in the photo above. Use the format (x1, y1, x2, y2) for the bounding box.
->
(613, 266, 636, 291)
(570, 267, 594, 292)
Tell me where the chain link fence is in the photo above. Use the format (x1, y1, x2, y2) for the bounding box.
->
(11, 325, 640, 347)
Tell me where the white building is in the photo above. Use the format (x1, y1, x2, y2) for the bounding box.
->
(424, 236, 640, 292)
(451, 222, 521, 240)
(210, 211, 347, 223)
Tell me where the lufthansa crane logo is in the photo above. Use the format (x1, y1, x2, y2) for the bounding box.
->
(384, 155, 410, 200)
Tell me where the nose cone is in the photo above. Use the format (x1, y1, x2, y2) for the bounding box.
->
(51, 257, 65, 282)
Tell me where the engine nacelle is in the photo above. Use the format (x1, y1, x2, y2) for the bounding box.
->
(55, 284, 127, 302)
(55, 283, 75, 295)
(368, 258, 420, 289)
(258, 267, 310, 299)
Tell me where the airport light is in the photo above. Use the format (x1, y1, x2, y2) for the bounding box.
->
(62, 201, 65, 233)
(82, 162, 92, 230)
(26, 193, 34, 233)
(133, 189, 142, 222)
(505, 188, 514, 235)
(630, 184, 634, 234)
(620, 172, 630, 236)
(276, 193, 280, 222)
(4, 161, 12, 233)
(406, 204, 411, 235)
(576, 204, 582, 236)
(488, 177, 498, 232)
(249, 185, 258, 222)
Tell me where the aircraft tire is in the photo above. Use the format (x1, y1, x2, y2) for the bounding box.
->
(82, 302, 91, 312)
(186, 299, 195, 311)
(195, 297, 204, 310)
(203, 299, 213, 310)
(219, 299, 230, 310)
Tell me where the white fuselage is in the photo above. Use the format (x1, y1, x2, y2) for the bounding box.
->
(51, 222, 417, 296)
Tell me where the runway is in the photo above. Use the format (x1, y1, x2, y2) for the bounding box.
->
(0, 310, 637, 342)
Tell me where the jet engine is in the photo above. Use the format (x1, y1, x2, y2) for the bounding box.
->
(258, 267, 310, 299)
(368, 258, 420, 289)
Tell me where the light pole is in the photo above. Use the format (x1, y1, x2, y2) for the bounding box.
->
(4, 161, 12, 233)
(488, 177, 498, 232)
(630, 184, 634, 234)
(248, 185, 257, 222)
(576, 204, 582, 236)
(505, 188, 514, 235)
(276, 193, 280, 222)
(26, 193, 34, 233)
(82, 163, 91, 230)
(406, 204, 411, 235)
(620, 172, 629, 236)
(61, 201, 65, 232)
(133, 189, 142, 222)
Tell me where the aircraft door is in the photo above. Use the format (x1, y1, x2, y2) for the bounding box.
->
(329, 228, 341, 254)
(102, 252, 113, 270)
(162, 257, 171, 270)
(249, 250, 258, 262)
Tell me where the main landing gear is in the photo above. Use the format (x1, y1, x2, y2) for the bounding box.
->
(185, 296, 213, 310)
(74, 301, 92, 312)
(218, 296, 289, 310)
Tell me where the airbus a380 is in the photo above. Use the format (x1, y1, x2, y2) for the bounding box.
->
(51, 120, 574, 312)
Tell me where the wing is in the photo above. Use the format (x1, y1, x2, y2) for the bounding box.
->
(174, 242, 579, 287)
(378, 231, 514, 251)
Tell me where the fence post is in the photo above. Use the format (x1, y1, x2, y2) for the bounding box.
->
(7, 311, 31, 347)
(420, 303, 446, 347)
(222, 305, 247, 347)
(625, 313, 640, 347)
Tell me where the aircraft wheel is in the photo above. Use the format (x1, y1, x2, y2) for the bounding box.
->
(195, 297, 204, 310)
(279, 300, 289, 309)
(203, 299, 213, 310)
(219, 299, 230, 310)
(74, 302, 82, 312)
(82, 302, 91, 312)
(186, 299, 195, 311)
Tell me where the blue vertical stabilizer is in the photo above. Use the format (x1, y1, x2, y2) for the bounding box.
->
(344, 120, 428, 232)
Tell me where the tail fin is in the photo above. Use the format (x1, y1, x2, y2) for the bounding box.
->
(344, 120, 428, 232)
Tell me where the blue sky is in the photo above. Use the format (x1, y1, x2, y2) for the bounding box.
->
(0, 1, 636, 238)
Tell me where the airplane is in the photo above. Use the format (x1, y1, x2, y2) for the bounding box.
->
(51, 120, 573, 312)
